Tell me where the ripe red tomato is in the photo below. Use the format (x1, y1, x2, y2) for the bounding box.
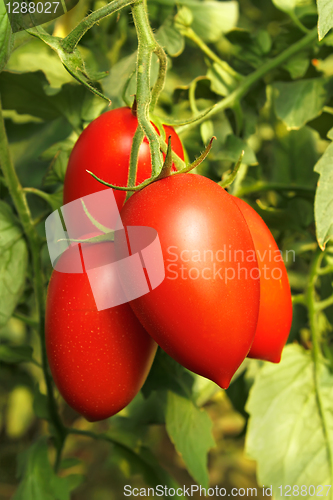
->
(232, 197, 293, 362)
(63, 107, 184, 209)
(118, 174, 260, 389)
(45, 238, 157, 422)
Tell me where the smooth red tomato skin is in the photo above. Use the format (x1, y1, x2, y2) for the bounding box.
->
(63, 107, 184, 209)
(118, 174, 260, 389)
(45, 240, 157, 422)
(232, 197, 293, 363)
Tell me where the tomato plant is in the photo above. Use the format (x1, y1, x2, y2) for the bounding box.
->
(45, 237, 157, 422)
(63, 107, 184, 209)
(2, 0, 333, 497)
(232, 196, 293, 363)
(118, 173, 260, 389)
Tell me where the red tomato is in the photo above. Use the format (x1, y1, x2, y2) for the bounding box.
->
(118, 174, 260, 389)
(232, 197, 293, 362)
(45, 238, 157, 422)
(63, 107, 184, 209)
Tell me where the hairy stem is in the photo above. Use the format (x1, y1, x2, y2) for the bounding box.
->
(131, 0, 163, 177)
(61, 0, 134, 53)
(126, 126, 145, 201)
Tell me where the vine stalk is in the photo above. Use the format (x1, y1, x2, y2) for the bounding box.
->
(0, 96, 67, 470)
(176, 28, 318, 134)
(306, 250, 333, 492)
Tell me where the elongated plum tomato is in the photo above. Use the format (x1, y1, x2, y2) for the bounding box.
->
(63, 107, 184, 209)
(45, 237, 157, 422)
(118, 174, 260, 389)
(231, 197, 293, 362)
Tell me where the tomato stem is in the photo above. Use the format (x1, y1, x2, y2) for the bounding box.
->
(61, 0, 134, 53)
(126, 125, 145, 201)
(131, 0, 164, 177)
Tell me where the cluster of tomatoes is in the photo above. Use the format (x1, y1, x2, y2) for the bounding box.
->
(45, 107, 293, 422)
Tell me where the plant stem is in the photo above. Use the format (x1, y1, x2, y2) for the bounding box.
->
(131, 0, 163, 177)
(316, 295, 333, 312)
(183, 27, 242, 80)
(177, 28, 318, 135)
(0, 96, 67, 468)
(150, 45, 168, 112)
(61, 0, 135, 53)
(13, 311, 39, 328)
(126, 126, 145, 201)
(235, 181, 315, 197)
(306, 250, 333, 494)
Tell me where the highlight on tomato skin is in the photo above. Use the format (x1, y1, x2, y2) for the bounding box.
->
(63, 106, 184, 210)
(118, 173, 261, 390)
(232, 196, 293, 363)
(45, 238, 157, 422)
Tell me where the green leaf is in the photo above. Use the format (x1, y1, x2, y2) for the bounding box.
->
(141, 349, 194, 399)
(0, 201, 28, 328)
(207, 63, 238, 97)
(102, 51, 137, 104)
(0, 344, 33, 363)
(272, 78, 333, 129)
(0, 71, 105, 131)
(27, 28, 109, 102)
(245, 344, 333, 497)
(200, 120, 214, 144)
(13, 438, 83, 500)
(317, 0, 333, 41)
(156, 20, 185, 57)
(272, 0, 296, 14)
(283, 52, 310, 79)
(166, 392, 215, 488)
(271, 126, 319, 186)
(217, 134, 257, 165)
(6, 38, 73, 88)
(180, 0, 239, 42)
(272, 0, 315, 16)
(42, 138, 76, 187)
(0, 0, 13, 72)
(314, 141, 333, 249)
(107, 431, 185, 497)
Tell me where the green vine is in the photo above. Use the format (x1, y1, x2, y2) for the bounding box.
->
(0, 97, 67, 470)
(306, 250, 333, 497)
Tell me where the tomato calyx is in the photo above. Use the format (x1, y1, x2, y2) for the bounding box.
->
(86, 136, 216, 193)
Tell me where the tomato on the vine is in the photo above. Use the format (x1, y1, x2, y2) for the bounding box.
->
(232, 196, 293, 362)
(45, 238, 157, 422)
(63, 107, 184, 209)
(117, 174, 260, 389)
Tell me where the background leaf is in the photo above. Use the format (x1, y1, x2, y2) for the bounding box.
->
(317, 0, 333, 41)
(246, 345, 333, 498)
(0, 201, 28, 327)
(166, 391, 215, 488)
(0, 344, 33, 364)
(314, 141, 333, 249)
(272, 78, 333, 129)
